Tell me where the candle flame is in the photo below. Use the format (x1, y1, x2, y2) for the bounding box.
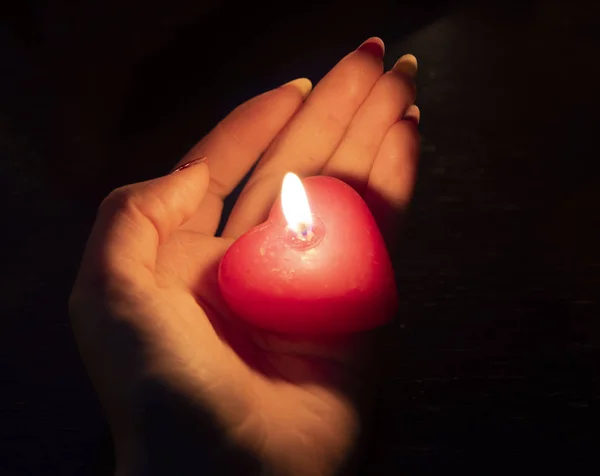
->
(281, 172, 313, 234)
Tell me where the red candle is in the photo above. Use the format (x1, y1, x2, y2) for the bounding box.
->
(218, 173, 397, 334)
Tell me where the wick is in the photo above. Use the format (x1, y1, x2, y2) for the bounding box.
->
(296, 222, 313, 241)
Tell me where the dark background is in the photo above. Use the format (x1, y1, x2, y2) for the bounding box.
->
(1, 0, 599, 474)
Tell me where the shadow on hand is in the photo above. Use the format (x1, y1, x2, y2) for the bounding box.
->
(135, 380, 261, 476)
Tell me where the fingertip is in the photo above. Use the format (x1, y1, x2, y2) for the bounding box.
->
(356, 37, 385, 58)
(169, 157, 210, 191)
(282, 78, 313, 100)
(169, 156, 210, 187)
(171, 156, 208, 174)
(157, 157, 211, 225)
(392, 54, 418, 78)
(164, 156, 212, 220)
(403, 104, 420, 125)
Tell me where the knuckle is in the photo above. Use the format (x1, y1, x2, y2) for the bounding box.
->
(99, 184, 169, 242)
(100, 186, 135, 213)
(98, 186, 152, 225)
(323, 111, 348, 138)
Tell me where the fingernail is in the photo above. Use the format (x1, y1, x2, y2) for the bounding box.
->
(171, 156, 207, 174)
(283, 78, 313, 100)
(356, 37, 385, 58)
(403, 105, 420, 125)
(392, 54, 418, 78)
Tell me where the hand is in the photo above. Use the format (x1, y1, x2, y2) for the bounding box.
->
(70, 37, 420, 476)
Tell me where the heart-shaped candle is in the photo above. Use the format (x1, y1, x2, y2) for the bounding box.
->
(218, 173, 397, 334)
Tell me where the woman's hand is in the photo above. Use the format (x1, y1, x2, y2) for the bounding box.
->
(70, 38, 420, 476)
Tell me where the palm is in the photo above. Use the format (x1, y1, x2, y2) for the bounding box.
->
(155, 232, 360, 474)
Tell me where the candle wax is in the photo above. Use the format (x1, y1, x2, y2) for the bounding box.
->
(218, 176, 398, 335)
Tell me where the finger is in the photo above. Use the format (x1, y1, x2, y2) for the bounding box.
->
(322, 54, 417, 194)
(364, 118, 420, 245)
(177, 79, 312, 235)
(403, 104, 420, 125)
(250, 330, 372, 368)
(222, 37, 386, 239)
(78, 159, 210, 284)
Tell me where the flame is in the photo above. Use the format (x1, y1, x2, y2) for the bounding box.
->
(281, 172, 312, 234)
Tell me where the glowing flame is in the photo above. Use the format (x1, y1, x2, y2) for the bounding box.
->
(281, 172, 312, 234)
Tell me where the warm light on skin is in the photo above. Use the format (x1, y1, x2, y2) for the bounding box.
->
(281, 173, 313, 234)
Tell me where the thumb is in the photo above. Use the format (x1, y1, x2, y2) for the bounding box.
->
(79, 158, 210, 285)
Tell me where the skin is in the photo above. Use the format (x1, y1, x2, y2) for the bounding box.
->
(69, 38, 420, 476)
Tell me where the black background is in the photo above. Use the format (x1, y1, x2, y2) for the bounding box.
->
(1, 0, 599, 474)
